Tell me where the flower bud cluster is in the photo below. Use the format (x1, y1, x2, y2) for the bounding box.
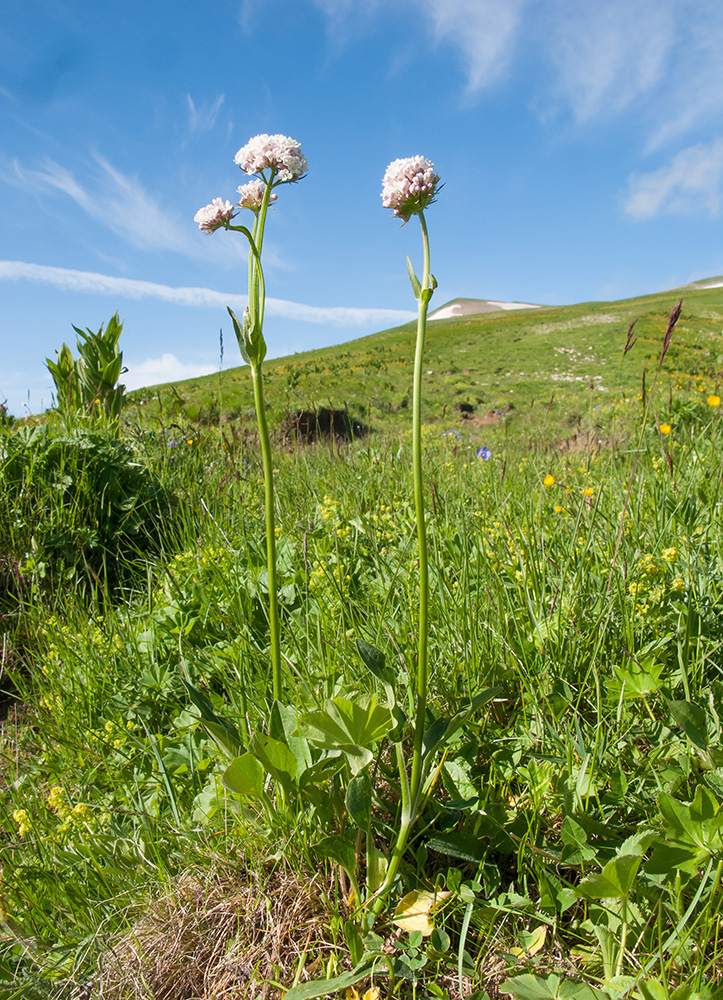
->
(237, 179, 278, 211)
(234, 133, 308, 182)
(194, 198, 235, 234)
(381, 156, 440, 222)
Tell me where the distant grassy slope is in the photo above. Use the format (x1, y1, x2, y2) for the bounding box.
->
(127, 284, 723, 442)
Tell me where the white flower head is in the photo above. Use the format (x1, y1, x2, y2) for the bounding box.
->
(237, 179, 278, 211)
(234, 134, 308, 183)
(194, 198, 235, 234)
(381, 156, 440, 222)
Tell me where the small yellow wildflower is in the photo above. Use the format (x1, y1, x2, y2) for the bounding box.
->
(708, 394, 721, 407)
(659, 423, 672, 435)
(543, 474, 555, 487)
(554, 505, 563, 513)
(662, 547, 678, 562)
(13, 809, 30, 837)
(582, 487, 594, 497)
(47, 786, 67, 812)
(671, 577, 685, 592)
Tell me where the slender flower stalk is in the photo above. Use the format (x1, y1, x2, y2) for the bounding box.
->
(370, 157, 440, 918)
(195, 134, 306, 701)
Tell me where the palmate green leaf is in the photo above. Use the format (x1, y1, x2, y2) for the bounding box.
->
(658, 785, 723, 849)
(299, 695, 393, 775)
(647, 784, 723, 873)
(575, 852, 642, 900)
(501, 973, 606, 1000)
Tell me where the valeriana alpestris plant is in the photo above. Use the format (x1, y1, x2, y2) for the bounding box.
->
(282, 158, 499, 1000)
(195, 134, 307, 700)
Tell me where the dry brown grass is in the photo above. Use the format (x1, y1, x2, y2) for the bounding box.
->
(97, 860, 333, 1000)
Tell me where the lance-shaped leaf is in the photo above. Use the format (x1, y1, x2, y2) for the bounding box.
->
(422, 688, 501, 760)
(356, 639, 396, 707)
(346, 771, 372, 830)
(406, 256, 421, 300)
(182, 677, 242, 759)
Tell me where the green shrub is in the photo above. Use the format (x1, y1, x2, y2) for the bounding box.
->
(0, 425, 173, 594)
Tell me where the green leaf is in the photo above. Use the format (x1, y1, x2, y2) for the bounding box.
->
(501, 973, 606, 999)
(182, 678, 243, 759)
(299, 695, 393, 775)
(270, 700, 313, 773)
(221, 753, 264, 798)
(315, 834, 357, 879)
(227, 307, 251, 366)
(357, 638, 397, 707)
(367, 840, 388, 894)
(282, 959, 376, 1000)
(344, 920, 365, 966)
(575, 853, 641, 900)
(669, 699, 709, 749)
(346, 771, 372, 829)
(406, 256, 422, 300)
(248, 733, 298, 785)
(658, 785, 723, 849)
(422, 688, 501, 759)
(426, 832, 486, 863)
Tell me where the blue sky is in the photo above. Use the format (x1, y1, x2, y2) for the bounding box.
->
(3, 0, 723, 415)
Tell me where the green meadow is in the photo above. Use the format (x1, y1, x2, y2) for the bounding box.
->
(3, 281, 723, 999)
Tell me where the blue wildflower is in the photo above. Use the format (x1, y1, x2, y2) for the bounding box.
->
(476, 446, 492, 461)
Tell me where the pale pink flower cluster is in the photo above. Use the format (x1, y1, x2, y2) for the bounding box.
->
(237, 179, 278, 212)
(381, 156, 440, 222)
(194, 198, 235, 234)
(234, 134, 307, 183)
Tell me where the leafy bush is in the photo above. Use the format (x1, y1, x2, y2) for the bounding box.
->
(1, 425, 173, 594)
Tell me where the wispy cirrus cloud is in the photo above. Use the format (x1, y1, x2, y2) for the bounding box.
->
(0, 260, 416, 326)
(311, 0, 723, 144)
(624, 139, 723, 219)
(419, 0, 526, 92)
(186, 93, 225, 135)
(541, 0, 675, 123)
(1, 153, 204, 257)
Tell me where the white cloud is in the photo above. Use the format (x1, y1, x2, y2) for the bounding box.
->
(124, 354, 217, 391)
(542, 0, 675, 122)
(0, 260, 416, 326)
(311, 0, 723, 148)
(186, 93, 225, 135)
(420, 0, 526, 92)
(624, 139, 723, 218)
(2, 154, 202, 257)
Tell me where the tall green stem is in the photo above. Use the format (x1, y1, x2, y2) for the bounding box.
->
(251, 362, 282, 699)
(247, 176, 282, 700)
(369, 210, 433, 921)
(409, 210, 432, 803)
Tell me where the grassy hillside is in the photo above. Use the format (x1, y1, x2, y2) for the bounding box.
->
(129, 283, 723, 443)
